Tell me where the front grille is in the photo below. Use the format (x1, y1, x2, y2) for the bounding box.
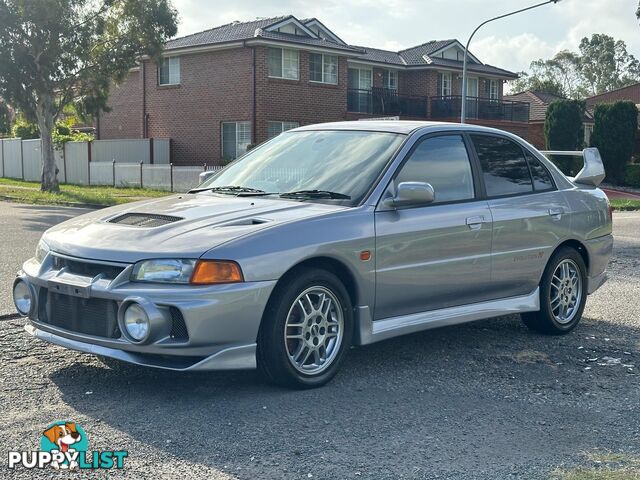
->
(109, 213, 183, 228)
(169, 307, 189, 341)
(52, 256, 125, 280)
(38, 288, 121, 339)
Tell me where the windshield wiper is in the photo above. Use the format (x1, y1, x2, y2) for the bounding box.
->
(188, 185, 267, 195)
(280, 189, 351, 200)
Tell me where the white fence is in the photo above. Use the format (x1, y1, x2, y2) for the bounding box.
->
(0, 137, 207, 192)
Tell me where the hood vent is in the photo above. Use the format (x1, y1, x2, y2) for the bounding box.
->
(108, 213, 183, 228)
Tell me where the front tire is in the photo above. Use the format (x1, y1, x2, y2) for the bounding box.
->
(522, 246, 587, 335)
(257, 268, 353, 389)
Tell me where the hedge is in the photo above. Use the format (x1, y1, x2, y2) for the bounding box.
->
(591, 101, 638, 185)
(625, 164, 640, 187)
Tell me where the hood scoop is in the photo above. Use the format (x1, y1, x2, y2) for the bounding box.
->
(216, 217, 270, 227)
(108, 213, 183, 228)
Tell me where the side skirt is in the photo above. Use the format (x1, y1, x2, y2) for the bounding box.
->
(354, 288, 540, 345)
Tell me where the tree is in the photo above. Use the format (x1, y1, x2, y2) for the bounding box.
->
(508, 34, 640, 99)
(0, 101, 10, 135)
(544, 100, 585, 175)
(509, 71, 564, 97)
(0, 0, 178, 192)
(590, 101, 638, 184)
(578, 34, 640, 96)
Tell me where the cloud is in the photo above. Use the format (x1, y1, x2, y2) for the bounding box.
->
(472, 33, 556, 72)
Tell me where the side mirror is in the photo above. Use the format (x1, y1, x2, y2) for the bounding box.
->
(198, 170, 216, 184)
(383, 182, 435, 209)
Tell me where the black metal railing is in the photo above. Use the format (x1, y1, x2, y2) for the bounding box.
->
(429, 96, 530, 123)
(347, 88, 428, 118)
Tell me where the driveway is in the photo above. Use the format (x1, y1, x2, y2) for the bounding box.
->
(1, 202, 639, 479)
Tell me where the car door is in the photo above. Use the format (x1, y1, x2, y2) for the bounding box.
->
(374, 133, 493, 320)
(468, 134, 571, 299)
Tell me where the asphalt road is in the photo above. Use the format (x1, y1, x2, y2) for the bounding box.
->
(1, 202, 639, 479)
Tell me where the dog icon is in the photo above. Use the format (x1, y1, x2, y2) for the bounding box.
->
(42, 422, 82, 470)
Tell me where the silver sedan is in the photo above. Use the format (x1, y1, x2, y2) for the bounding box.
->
(14, 121, 613, 388)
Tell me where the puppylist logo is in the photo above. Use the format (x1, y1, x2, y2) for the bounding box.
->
(7, 421, 127, 471)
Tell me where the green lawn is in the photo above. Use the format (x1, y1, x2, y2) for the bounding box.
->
(610, 198, 640, 211)
(0, 178, 169, 207)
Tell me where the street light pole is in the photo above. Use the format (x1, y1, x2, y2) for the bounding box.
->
(460, 0, 561, 123)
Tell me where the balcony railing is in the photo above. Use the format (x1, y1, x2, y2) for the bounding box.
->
(430, 96, 530, 123)
(347, 90, 530, 123)
(347, 88, 428, 118)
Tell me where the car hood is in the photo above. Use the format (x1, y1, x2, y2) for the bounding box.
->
(43, 193, 347, 264)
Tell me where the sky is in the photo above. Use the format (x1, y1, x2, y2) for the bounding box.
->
(172, 0, 639, 74)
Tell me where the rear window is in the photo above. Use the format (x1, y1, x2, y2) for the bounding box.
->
(524, 150, 555, 191)
(470, 135, 533, 197)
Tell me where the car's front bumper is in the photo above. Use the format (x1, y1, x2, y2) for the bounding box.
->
(18, 253, 277, 371)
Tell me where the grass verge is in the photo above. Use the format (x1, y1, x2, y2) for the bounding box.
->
(552, 452, 640, 480)
(0, 178, 169, 207)
(610, 198, 640, 211)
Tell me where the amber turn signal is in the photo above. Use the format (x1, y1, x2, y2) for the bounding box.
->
(190, 260, 244, 285)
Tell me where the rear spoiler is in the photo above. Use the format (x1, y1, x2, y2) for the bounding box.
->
(540, 148, 605, 187)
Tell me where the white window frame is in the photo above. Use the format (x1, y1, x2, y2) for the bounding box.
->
(489, 79, 499, 100)
(222, 121, 252, 160)
(267, 121, 299, 139)
(268, 47, 299, 80)
(158, 57, 180, 86)
(349, 67, 372, 90)
(383, 70, 398, 90)
(310, 53, 338, 85)
(440, 72, 452, 97)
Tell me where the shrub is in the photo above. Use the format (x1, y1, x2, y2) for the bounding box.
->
(625, 164, 640, 187)
(544, 99, 585, 174)
(11, 119, 39, 139)
(590, 101, 638, 185)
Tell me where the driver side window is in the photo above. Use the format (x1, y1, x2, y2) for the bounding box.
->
(395, 134, 475, 204)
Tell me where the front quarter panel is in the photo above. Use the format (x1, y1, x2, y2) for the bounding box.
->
(203, 207, 376, 309)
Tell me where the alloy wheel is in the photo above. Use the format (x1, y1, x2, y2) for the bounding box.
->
(550, 259, 582, 324)
(284, 286, 344, 375)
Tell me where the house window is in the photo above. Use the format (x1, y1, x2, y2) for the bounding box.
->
(489, 80, 499, 100)
(310, 53, 338, 84)
(268, 48, 299, 80)
(383, 70, 398, 90)
(158, 57, 180, 85)
(348, 68, 372, 90)
(267, 121, 299, 139)
(439, 72, 452, 97)
(222, 122, 251, 160)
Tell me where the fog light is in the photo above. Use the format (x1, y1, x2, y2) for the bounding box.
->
(13, 279, 33, 316)
(123, 303, 150, 342)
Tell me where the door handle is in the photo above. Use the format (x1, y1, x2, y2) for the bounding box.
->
(548, 207, 564, 220)
(466, 215, 484, 230)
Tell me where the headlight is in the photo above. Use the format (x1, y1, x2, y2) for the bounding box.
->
(131, 259, 244, 284)
(13, 279, 34, 316)
(123, 303, 150, 342)
(35, 239, 50, 263)
(131, 259, 196, 284)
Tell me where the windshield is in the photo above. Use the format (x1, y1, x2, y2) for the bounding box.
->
(198, 130, 405, 204)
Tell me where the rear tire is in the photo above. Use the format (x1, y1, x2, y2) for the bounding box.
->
(257, 268, 353, 389)
(522, 246, 587, 335)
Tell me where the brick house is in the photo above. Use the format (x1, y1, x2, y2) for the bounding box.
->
(98, 15, 529, 166)
(504, 90, 594, 149)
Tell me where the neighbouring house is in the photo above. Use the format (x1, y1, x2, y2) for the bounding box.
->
(585, 83, 640, 156)
(504, 90, 594, 150)
(98, 15, 528, 166)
